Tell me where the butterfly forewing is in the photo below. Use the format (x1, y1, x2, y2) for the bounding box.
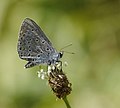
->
(17, 18, 56, 62)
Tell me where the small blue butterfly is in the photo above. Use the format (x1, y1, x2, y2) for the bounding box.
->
(17, 18, 63, 68)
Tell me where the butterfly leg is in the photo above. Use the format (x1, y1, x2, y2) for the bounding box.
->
(56, 60, 62, 66)
(25, 61, 37, 68)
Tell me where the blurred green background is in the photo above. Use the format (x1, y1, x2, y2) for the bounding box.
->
(1, 0, 120, 108)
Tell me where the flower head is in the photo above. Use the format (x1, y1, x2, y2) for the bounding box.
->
(48, 62, 72, 99)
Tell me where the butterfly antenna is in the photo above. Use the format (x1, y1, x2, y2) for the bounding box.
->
(60, 43, 75, 54)
(63, 51, 75, 54)
(60, 43, 73, 51)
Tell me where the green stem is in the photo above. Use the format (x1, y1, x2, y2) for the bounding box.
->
(63, 96, 71, 108)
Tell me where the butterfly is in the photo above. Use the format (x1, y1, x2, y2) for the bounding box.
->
(17, 18, 63, 68)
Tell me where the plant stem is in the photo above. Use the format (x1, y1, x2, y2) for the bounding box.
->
(63, 96, 71, 108)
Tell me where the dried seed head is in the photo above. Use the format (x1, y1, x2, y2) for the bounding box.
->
(48, 62, 72, 99)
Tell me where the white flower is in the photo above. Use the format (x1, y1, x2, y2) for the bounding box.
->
(64, 61, 68, 67)
(37, 69, 47, 80)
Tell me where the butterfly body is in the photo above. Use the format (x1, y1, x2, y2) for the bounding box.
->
(17, 18, 63, 68)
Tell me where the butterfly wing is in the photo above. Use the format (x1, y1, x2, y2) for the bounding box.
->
(17, 18, 57, 63)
